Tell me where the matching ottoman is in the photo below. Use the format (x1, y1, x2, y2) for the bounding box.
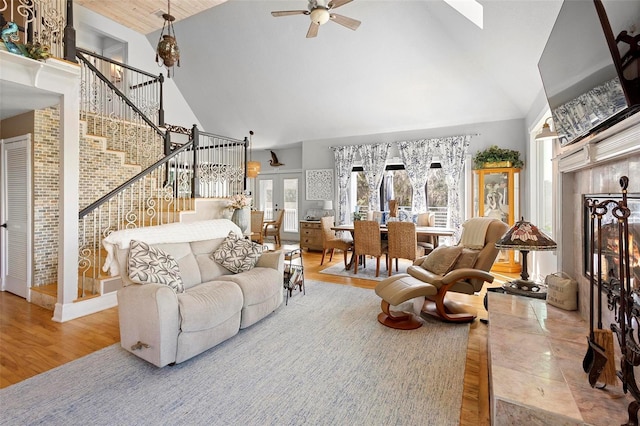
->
(375, 273, 437, 329)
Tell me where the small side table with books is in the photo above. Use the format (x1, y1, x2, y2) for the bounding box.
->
(283, 248, 305, 305)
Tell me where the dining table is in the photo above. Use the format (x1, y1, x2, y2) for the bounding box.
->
(331, 223, 455, 270)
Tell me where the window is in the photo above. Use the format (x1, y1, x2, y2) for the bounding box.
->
(349, 164, 447, 220)
(426, 166, 448, 226)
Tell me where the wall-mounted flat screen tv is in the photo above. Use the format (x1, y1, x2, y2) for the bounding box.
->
(538, 0, 640, 147)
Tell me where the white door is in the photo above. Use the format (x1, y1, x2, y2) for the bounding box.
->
(1, 135, 32, 299)
(257, 173, 301, 242)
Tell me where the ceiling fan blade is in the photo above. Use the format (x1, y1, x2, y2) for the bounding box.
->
(328, 0, 353, 10)
(271, 10, 309, 17)
(330, 13, 361, 31)
(306, 22, 319, 38)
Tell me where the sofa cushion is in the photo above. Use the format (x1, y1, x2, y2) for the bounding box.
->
(152, 242, 202, 289)
(212, 232, 263, 274)
(216, 267, 283, 307)
(128, 240, 185, 293)
(177, 281, 244, 333)
(190, 238, 233, 282)
(421, 245, 463, 275)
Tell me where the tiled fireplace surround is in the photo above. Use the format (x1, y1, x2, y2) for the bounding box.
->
(488, 113, 640, 425)
(559, 113, 640, 322)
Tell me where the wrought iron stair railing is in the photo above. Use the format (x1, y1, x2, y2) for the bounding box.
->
(76, 48, 167, 173)
(77, 128, 247, 299)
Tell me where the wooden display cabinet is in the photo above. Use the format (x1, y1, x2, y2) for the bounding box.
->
(472, 167, 521, 273)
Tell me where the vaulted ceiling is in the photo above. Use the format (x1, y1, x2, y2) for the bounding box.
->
(80, 0, 563, 148)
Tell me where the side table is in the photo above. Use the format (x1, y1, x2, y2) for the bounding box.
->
(283, 248, 305, 305)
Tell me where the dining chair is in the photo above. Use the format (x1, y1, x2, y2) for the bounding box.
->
(263, 209, 285, 246)
(320, 216, 353, 267)
(416, 212, 436, 254)
(250, 210, 264, 244)
(386, 221, 424, 276)
(353, 220, 388, 277)
(388, 200, 398, 218)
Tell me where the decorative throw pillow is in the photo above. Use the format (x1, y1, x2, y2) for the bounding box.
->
(421, 245, 463, 275)
(453, 248, 481, 269)
(211, 232, 263, 274)
(398, 210, 412, 222)
(128, 240, 184, 293)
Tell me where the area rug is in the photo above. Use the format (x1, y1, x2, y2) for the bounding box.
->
(0, 281, 470, 426)
(320, 257, 416, 281)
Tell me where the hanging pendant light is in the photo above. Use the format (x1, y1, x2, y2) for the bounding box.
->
(246, 130, 261, 178)
(156, 0, 180, 77)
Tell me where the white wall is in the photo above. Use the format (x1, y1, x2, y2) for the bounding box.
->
(74, 5, 202, 130)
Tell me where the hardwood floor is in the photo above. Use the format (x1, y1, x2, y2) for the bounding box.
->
(0, 246, 511, 424)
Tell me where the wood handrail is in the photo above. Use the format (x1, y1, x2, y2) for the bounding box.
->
(79, 138, 192, 219)
(76, 47, 160, 80)
(76, 51, 164, 136)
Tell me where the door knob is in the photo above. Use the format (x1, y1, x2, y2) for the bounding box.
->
(0, 223, 6, 228)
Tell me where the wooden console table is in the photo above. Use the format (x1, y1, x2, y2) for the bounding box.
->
(300, 220, 322, 251)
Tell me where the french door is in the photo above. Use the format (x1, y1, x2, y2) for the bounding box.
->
(1, 135, 32, 299)
(257, 173, 300, 242)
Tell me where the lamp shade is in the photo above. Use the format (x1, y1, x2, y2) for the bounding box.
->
(535, 118, 558, 141)
(246, 161, 261, 178)
(322, 200, 333, 210)
(495, 218, 557, 251)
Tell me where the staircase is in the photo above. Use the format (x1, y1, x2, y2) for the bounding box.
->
(28, 47, 248, 310)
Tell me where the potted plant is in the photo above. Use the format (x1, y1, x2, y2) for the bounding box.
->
(472, 145, 524, 169)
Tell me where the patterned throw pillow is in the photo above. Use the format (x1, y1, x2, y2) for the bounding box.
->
(211, 232, 264, 274)
(398, 210, 411, 222)
(128, 240, 184, 293)
(421, 245, 463, 275)
(453, 248, 481, 269)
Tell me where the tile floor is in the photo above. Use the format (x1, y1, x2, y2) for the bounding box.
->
(488, 292, 635, 426)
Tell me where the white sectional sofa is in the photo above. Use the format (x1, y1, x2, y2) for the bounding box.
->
(102, 219, 284, 367)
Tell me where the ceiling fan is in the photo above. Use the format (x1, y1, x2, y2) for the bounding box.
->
(271, 0, 361, 38)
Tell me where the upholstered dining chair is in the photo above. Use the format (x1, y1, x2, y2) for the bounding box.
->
(386, 221, 424, 276)
(353, 220, 388, 277)
(250, 210, 264, 244)
(320, 216, 353, 267)
(416, 212, 436, 254)
(263, 209, 285, 247)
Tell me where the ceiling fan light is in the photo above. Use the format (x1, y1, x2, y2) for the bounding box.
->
(310, 8, 330, 25)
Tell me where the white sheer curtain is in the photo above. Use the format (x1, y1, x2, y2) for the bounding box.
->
(397, 139, 434, 213)
(358, 143, 390, 212)
(331, 145, 358, 225)
(435, 135, 471, 240)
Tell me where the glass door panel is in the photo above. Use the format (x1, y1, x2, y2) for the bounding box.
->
(257, 173, 301, 243)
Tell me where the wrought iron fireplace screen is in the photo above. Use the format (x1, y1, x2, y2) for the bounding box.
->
(583, 193, 640, 286)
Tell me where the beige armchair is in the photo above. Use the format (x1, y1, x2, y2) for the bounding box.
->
(416, 212, 436, 254)
(375, 217, 508, 328)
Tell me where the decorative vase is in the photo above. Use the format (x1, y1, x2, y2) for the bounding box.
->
(231, 208, 249, 234)
(222, 208, 233, 220)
